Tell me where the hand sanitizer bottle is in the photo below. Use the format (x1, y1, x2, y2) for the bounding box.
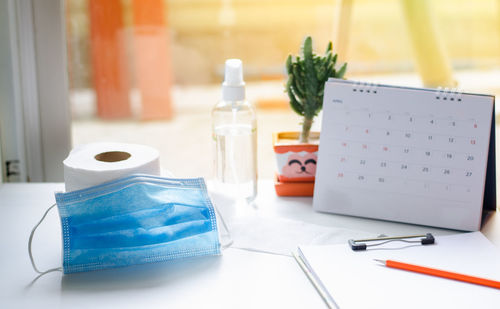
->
(212, 59, 257, 203)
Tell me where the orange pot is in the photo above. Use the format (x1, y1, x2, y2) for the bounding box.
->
(274, 174, 315, 197)
(273, 131, 319, 196)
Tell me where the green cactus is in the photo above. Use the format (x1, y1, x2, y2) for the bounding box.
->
(286, 36, 347, 143)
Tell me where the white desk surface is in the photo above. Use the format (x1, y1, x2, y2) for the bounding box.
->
(0, 180, 498, 308)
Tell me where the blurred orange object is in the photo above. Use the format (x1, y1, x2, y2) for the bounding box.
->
(256, 98, 289, 110)
(89, 0, 131, 119)
(132, 0, 173, 120)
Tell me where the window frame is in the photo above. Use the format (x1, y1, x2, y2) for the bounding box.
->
(1, 0, 71, 182)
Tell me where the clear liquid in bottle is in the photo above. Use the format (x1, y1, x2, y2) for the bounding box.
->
(214, 123, 257, 202)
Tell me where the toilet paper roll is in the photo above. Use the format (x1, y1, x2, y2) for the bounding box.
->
(63, 142, 161, 192)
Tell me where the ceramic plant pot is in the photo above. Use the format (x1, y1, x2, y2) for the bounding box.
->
(273, 131, 319, 182)
(273, 174, 315, 197)
(273, 131, 319, 196)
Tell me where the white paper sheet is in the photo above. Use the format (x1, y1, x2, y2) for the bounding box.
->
(228, 215, 372, 255)
(298, 232, 500, 309)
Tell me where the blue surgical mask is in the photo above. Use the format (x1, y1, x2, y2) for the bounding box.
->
(31, 175, 222, 274)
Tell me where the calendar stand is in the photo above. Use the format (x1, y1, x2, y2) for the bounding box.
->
(313, 79, 496, 231)
(482, 111, 496, 212)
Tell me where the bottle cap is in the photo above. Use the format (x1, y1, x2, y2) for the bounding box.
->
(222, 59, 245, 101)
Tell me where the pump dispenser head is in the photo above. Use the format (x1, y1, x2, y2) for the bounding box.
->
(222, 59, 245, 101)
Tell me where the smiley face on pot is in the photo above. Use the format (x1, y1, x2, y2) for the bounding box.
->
(281, 152, 317, 178)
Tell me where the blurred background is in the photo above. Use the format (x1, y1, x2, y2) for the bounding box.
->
(65, 0, 500, 179)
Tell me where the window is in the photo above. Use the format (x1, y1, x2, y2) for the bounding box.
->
(64, 0, 500, 180)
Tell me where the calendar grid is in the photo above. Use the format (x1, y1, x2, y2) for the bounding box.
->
(325, 137, 478, 168)
(330, 122, 480, 143)
(330, 152, 475, 178)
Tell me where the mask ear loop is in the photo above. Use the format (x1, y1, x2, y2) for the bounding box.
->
(28, 203, 62, 275)
(213, 206, 233, 249)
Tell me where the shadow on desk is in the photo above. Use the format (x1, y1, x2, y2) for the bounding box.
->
(49, 256, 222, 293)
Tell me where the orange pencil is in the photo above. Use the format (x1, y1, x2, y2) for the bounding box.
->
(374, 259, 500, 290)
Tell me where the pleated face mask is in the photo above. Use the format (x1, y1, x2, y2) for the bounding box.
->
(49, 175, 221, 274)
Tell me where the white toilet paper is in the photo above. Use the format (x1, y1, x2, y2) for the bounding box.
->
(63, 142, 161, 192)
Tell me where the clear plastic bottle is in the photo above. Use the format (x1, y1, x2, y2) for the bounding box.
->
(212, 59, 257, 203)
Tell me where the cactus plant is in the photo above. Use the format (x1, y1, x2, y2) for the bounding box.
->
(286, 36, 347, 143)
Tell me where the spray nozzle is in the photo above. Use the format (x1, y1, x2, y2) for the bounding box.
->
(222, 59, 246, 101)
(223, 59, 245, 87)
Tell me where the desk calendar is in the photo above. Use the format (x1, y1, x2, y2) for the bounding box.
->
(313, 79, 496, 231)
